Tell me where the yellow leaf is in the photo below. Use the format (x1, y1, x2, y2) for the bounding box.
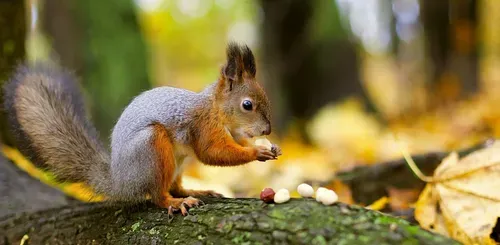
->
(1, 145, 103, 202)
(366, 196, 389, 211)
(414, 141, 500, 244)
(19, 234, 29, 245)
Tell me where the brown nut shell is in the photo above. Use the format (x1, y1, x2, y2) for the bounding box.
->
(260, 188, 275, 203)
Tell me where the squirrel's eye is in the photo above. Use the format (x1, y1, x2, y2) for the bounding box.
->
(242, 100, 253, 111)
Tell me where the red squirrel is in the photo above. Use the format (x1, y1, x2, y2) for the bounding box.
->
(3, 42, 281, 216)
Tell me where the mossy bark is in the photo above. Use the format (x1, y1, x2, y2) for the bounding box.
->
(1, 198, 458, 245)
(0, 0, 25, 146)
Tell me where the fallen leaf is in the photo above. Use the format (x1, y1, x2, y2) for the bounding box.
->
(366, 196, 389, 211)
(19, 234, 29, 245)
(413, 141, 500, 244)
(1, 145, 102, 202)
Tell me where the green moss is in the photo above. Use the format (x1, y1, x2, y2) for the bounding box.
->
(148, 228, 159, 235)
(231, 232, 252, 244)
(3, 198, 460, 244)
(130, 221, 141, 232)
(268, 207, 287, 220)
(312, 235, 327, 245)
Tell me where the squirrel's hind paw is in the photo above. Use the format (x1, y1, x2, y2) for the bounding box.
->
(158, 196, 203, 217)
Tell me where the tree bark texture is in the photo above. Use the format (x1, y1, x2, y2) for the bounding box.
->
(1, 198, 458, 245)
(0, 155, 75, 218)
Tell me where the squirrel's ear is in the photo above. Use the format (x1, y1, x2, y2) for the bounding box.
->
(242, 45, 256, 78)
(222, 42, 243, 90)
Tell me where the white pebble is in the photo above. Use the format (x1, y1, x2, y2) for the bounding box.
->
(297, 183, 314, 197)
(315, 187, 329, 202)
(254, 137, 273, 150)
(273, 188, 290, 203)
(318, 190, 338, 205)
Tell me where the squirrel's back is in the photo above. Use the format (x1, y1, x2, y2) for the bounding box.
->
(111, 85, 210, 146)
(3, 63, 111, 195)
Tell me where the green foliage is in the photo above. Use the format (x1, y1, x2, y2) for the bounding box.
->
(74, 0, 151, 141)
(138, 1, 258, 90)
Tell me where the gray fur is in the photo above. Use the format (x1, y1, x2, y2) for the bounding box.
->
(108, 84, 216, 200)
(112, 85, 212, 146)
(3, 62, 218, 202)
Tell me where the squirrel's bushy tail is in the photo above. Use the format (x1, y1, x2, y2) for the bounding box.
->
(3, 63, 111, 196)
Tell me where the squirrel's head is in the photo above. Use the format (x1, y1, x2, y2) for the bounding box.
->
(215, 42, 271, 140)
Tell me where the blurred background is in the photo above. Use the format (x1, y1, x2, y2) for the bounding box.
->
(1, 0, 500, 204)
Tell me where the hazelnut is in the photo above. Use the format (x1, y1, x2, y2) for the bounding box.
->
(260, 188, 275, 203)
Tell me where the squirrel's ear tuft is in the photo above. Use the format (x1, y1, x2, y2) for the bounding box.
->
(222, 42, 243, 86)
(221, 42, 256, 91)
(242, 45, 256, 78)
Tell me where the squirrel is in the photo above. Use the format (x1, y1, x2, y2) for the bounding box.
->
(3, 42, 281, 216)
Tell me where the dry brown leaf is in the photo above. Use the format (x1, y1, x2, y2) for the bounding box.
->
(414, 141, 500, 244)
(386, 187, 421, 211)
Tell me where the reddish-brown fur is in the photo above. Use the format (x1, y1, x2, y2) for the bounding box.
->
(150, 123, 216, 212)
(150, 122, 206, 213)
(150, 123, 176, 207)
(190, 108, 258, 166)
(193, 130, 257, 166)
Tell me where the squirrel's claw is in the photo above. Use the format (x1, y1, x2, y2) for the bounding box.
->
(180, 203, 189, 216)
(167, 206, 175, 222)
(256, 148, 275, 161)
(271, 144, 282, 157)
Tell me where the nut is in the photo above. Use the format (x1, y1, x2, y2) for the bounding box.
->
(254, 137, 273, 150)
(315, 187, 329, 202)
(297, 183, 314, 197)
(316, 189, 338, 205)
(274, 189, 290, 203)
(260, 188, 276, 203)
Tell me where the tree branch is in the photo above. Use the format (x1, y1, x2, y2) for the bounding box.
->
(1, 198, 457, 245)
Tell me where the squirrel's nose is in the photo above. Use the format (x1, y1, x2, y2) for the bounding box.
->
(262, 124, 271, 135)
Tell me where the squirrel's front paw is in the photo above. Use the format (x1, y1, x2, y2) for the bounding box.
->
(271, 144, 282, 157)
(255, 146, 277, 162)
